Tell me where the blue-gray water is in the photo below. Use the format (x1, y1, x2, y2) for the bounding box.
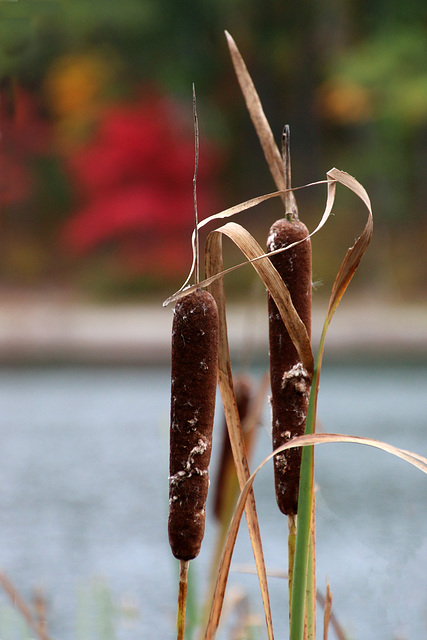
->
(0, 364, 425, 639)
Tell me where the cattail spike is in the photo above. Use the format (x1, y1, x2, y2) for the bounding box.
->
(168, 289, 219, 560)
(268, 218, 312, 515)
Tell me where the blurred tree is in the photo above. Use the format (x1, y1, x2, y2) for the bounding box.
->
(0, 0, 425, 297)
(61, 91, 223, 278)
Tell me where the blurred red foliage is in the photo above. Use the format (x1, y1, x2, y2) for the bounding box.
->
(0, 83, 51, 207)
(62, 90, 223, 276)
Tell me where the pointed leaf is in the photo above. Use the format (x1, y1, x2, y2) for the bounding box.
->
(225, 31, 286, 202)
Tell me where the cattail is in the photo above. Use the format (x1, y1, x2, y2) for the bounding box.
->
(168, 288, 219, 561)
(268, 217, 312, 515)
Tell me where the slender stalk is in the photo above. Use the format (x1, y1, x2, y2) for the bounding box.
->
(282, 125, 298, 220)
(283, 127, 296, 612)
(290, 443, 314, 640)
(193, 83, 200, 285)
(306, 502, 317, 640)
(290, 325, 324, 640)
(288, 514, 297, 620)
(0, 571, 51, 640)
(224, 565, 347, 639)
(323, 584, 333, 640)
(177, 560, 189, 640)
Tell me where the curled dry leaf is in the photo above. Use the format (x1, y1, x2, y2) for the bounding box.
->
(163, 176, 334, 308)
(206, 220, 314, 374)
(172, 189, 284, 297)
(325, 168, 373, 325)
(203, 433, 427, 639)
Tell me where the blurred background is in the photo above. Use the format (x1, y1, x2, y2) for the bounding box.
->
(0, 2, 426, 639)
(1, 0, 426, 304)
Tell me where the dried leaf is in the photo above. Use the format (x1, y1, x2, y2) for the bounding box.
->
(206, 221, 313, 374)
(225, 31, 286, 202)
(204, 232, 274, 640)
(203, 432, 427, 638)
(0, 571, 52, 640)
(325, 168, 373, 325)
(165, 190, 283, 300)
(323, 584, 332, 640)
(163, 178, 333, 307)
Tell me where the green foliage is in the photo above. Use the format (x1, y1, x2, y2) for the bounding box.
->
(331, 26, 427, 128)
(182, 562, 198, 640)
(0, 579, 142, 640)
(0, 604, 33, 639)
(75, 579, 117, 640)
(0, 0, 159, 84)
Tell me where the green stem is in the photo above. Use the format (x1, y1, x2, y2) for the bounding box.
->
(306, 509, 316, 640)
(289, 326, 325, 640)
(290, 315, 330, 640)
(288, 514, 297, 620)
(289, 443, 314, 640)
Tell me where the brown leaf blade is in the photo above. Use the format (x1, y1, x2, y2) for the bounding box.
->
(204, 232, 274, 640)
(225, 31, 286, 202)
(207, 221, 314, 374)
(164, 189, 285, 303)
(325, 168, 374, 325)
(163, 175, 336, 308)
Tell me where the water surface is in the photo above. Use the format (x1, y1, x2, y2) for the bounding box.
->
(0, 364, 425, 639)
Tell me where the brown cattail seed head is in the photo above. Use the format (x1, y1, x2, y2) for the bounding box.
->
(268, 218, 312, 515)
(168, 288, 219, 561)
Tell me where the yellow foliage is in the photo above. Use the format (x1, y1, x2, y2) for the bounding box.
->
(317, 80, 373, 124)
(44, 53, 111, 118)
